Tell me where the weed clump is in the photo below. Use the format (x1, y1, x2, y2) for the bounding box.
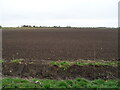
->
(11, 59, 24, 63)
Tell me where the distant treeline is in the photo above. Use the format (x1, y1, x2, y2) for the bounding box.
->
(21, 25, 117, 29)
(0, 25, 118, 29)
(21, 25, 72, 28)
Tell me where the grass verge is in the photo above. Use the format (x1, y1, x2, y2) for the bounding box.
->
(2, 77, 119, 88)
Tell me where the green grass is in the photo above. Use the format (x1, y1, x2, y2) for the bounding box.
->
(2, 77, 119, 88)
(50, 60, 119, 68)
(10, 59, 24, 63)
(50, 61, 73, 69)
(0, 60, 5, 63)
(75, 61, 119, 66)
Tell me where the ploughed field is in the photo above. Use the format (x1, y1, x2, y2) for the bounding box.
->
(3, 28, 118, 61)
(2, 28, 119, 87)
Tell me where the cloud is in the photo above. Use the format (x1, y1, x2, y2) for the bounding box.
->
(1, 0, 119, 27)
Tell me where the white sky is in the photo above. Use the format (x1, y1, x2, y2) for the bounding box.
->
(0, 0, 119, 27)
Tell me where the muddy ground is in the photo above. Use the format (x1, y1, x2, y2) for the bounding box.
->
(2, 61, 119, 80)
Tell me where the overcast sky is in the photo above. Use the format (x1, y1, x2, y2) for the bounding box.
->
(0, 0, 119, 27)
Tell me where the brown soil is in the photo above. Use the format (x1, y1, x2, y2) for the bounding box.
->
(2, 28, 119, 80)
(3, 28, 118, 61)
(2, 61, 119, 80)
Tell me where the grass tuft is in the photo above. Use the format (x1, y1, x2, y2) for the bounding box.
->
(0, 59, 5, 63)
(11, 59, 24, 63)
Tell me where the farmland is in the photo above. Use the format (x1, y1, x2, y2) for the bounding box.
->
(3, 28, 118, 61)
(2, 27, 119, 88)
